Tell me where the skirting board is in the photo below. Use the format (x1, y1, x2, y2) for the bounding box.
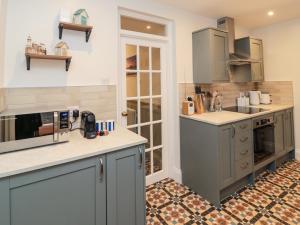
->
(296, 149, 300, 161)
(169, 167, 182, 184)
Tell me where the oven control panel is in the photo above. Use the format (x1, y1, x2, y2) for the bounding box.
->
(253, 116, 274, 129)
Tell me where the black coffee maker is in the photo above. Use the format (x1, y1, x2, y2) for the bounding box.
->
(81, 111, 97, 139)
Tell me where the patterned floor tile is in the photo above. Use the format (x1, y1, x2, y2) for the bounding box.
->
(146, 160, 300, 225)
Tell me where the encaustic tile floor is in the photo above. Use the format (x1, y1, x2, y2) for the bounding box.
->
(146, 160, 300, 225)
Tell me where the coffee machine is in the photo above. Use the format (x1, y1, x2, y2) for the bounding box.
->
(81, 111, 97, 139)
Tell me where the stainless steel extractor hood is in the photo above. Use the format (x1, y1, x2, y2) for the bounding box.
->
(217, 17, 259, 66)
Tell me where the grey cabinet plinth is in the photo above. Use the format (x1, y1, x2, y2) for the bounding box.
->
(193, 28, 229, 83)
(284, 109, 295, 152)
(9, 157, 106, 225)
(107, 146, 146, 225)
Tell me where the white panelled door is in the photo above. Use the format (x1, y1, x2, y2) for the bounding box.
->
(120, 37, 167, 184)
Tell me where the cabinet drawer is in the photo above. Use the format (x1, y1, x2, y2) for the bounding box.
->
(234, 120, 252, 133)
(234, 132, 252, 160)
(235, 157, 253, 180)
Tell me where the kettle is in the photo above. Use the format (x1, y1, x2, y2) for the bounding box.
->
(249, 91, 261, 105)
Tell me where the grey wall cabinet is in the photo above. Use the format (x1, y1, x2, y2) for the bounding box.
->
(107, 146, 145, 225)
(235, 37, 264, 82)
(284, 109, 295, 152)
(275, 111, 286, 157)
(193, 28, 229, 83)
(0, 145, 146, 225)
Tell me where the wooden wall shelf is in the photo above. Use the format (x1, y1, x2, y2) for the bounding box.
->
(25, 53, 72, 71)
(59, 22, 93, 42)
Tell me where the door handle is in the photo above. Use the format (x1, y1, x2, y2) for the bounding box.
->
(139, 147, 143, 169)
(232, 125, 236, 138)
(99, 158, 104, 182)
(122, 111, 128, 117)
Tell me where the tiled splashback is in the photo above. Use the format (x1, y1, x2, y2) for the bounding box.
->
(0, 88, 4, 112)
(2, 86, 117, 120)
(179, 81, 294, 109)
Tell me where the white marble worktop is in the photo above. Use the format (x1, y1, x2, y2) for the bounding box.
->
(0, 126, 147, 179)
(180, 104, 294, 126)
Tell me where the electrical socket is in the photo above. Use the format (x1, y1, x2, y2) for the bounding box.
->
(67, 106, 80, 129)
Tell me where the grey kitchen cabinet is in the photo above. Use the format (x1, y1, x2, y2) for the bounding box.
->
(284, 109, 295, 152)
(107, 146, 145, 225)
(219, 124, 235, 189)
(180, 117, 252, 207)
(0, 145, 146, 225)
(4, 156, 106, 225)
(235, 37, 264, 82)
(193, 28, 229, 83)
(275, 111, 286, 157)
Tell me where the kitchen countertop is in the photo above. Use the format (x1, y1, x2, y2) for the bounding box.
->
(180, 104, 294, 126)
(0, 126, 147, 179)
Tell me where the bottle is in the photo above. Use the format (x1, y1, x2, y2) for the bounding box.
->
(25, 35, 33, 54)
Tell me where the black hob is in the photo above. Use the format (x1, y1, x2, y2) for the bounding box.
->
(223, 106, 269, 114)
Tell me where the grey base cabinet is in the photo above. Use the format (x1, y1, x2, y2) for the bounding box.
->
(107, 146, 145, 225)
(0, 145, 145, 225)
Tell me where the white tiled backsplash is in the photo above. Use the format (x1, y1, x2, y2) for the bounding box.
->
(179, 81, 294, 109)
(0, 88, 4, 112)
(2, 86, 117, 120)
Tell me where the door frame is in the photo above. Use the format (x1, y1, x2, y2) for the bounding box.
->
(117, 9, 179, 185)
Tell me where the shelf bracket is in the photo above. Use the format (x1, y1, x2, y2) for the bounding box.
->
(65, 58, 71, 71)
(26, 56, 31, 70)
(59, 25, 63, 40)
(86, 30, 92, 42)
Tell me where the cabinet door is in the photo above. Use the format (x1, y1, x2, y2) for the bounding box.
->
(284, 109, 295, 152)
(250, 39, 264, 81)
(107, 146, 145, 225)
(211, 30, 229, 82)
(219, 125, 235, 189)
(275, 111, 285, 156)
(9, 157, 106, 225)
(0, 179, 10, 225)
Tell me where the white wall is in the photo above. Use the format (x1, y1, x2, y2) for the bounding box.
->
(251, 18, 300, 158)
(0, 0, 5, 87)
(4, 0, 216, 88)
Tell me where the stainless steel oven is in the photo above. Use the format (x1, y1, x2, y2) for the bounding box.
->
(253, 115, 275, 165)
(0, 108, 70, 154)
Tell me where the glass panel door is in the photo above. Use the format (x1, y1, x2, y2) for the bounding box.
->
(122, 39, 164, 178)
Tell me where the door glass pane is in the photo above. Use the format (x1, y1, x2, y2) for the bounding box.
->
(140, 46, 149, 70)
(153, 123, 162, 147)
(126, 45, 137, 70)
(152, 98, 161, 121)
(141, 99, 150, 123)
(121, 16, 167, 36)
(145, 151, 151, 176)
(126, 73, 137, 97)
(152, 47, 161, 70)
(127, 100, 138, 126)
(141, 125, 150, 149)
(140, 73, 149, 96)
(153, 148, 162, 173)
(128, 127, 138, 134)
(152, 73, 161, 95)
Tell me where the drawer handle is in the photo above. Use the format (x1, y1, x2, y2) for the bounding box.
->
(240, 162, 249, 170)
(232, 125, 236, 138)
(240, 149, 249, 155)
(239, 124, 248, 129)
(240, 137, 249, 143)
(139, 147, 143, 169)
(99, 158, 104, 182)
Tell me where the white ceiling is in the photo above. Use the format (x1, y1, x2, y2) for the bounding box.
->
(153, 0, 300, 29)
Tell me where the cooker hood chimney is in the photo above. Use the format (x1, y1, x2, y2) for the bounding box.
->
(217, 17, 258, 65)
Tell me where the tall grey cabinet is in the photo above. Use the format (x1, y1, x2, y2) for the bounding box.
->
(235, 37, 264, 81)
(107, 146, 145, 225)
(193, 28, 229, 83)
